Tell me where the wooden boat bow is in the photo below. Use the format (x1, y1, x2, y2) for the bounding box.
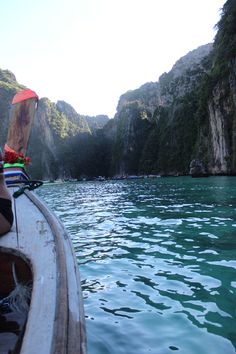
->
(0, 187, 86, 354)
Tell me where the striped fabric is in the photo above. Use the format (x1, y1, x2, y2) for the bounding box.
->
(4, 166, 29, 185)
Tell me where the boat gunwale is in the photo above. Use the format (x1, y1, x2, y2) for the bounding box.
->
(0, 187, 86, 354)
(24, 189, 86, 354)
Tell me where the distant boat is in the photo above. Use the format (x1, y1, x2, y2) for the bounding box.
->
(95, 176, 106, 181)
(0, 90, 86, 354)
(127, 175, 143, 180)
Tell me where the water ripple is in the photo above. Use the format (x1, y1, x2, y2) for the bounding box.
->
(37, 177, 236, 354)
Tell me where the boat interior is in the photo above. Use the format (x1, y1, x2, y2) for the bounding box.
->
(0, 248, 32, 354)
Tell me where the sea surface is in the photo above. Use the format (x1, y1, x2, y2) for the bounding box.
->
(37, 176, 236, 354)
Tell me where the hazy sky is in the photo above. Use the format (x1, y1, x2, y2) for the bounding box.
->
(1, 0, 225, 118)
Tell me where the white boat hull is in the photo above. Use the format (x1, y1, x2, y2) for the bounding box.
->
(0, 188, 86, 354)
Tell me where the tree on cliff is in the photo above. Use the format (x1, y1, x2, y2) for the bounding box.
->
(214, 0, 236, 73)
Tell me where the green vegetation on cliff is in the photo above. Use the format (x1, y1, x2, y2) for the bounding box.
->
(213, 0, 236, 76)
(1, 0, 235, 178)
(0, 69, 24, 146)
(112, 101, 153, 175)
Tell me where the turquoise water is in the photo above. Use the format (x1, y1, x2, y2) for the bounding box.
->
(37, 177, 236, 354)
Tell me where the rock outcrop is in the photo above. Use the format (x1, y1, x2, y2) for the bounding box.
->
(108, 0, 236, 177)
(189, 159, 208, 177)
(110, 44, 214, 176)
(208, 84, 229, 174)
(84, 115, 109, 133)
(0, 73, 106, 179)
(0, 0, 235, 179)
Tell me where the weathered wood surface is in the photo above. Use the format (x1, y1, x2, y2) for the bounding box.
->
(0, 190, 57, 354)
(6, 98, 38, 155)
(0, 188, 86, 354)
(57, 213, 86, 354)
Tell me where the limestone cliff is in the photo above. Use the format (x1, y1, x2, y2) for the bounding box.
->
(0, 0, 235, 179)
(196, 0, 236, 175)
(56, 100, 91, 134)
(208, 83, 230, 174)
(84, 115, 109, 134)
(28, 99, 92, 179)
(0, 73, 92, 179)
(110, 43, 213, 176)
(0, 69, 24, 144)
(117, 82, 160, 118)
(108, 0, 235, 177)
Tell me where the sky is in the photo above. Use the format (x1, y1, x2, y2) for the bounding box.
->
(0, 0, 225, 118)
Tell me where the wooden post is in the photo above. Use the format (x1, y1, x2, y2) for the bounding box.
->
(6, 90, 38, 155)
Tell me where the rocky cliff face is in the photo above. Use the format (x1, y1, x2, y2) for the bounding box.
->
(158, 44, 213, 106)
(117, 82, 161, 118)
(0, 0, 235, 179)
(110, 43, 214, 176)
(116, 44, 213, 117)
(0, 69, 24, 144)
(111, 101, 153, 175)
(56, 100, 91, 134)
(205, 61, 236, 175)
(195, 0, 236, 175)
(108, 4, 236, 177)
(27, 99, 62, 179)
(229, 58, 236, 173)
(208, 84, 229, 174)
(84, 115, 109, 133)
(0, 71, 105, 179)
